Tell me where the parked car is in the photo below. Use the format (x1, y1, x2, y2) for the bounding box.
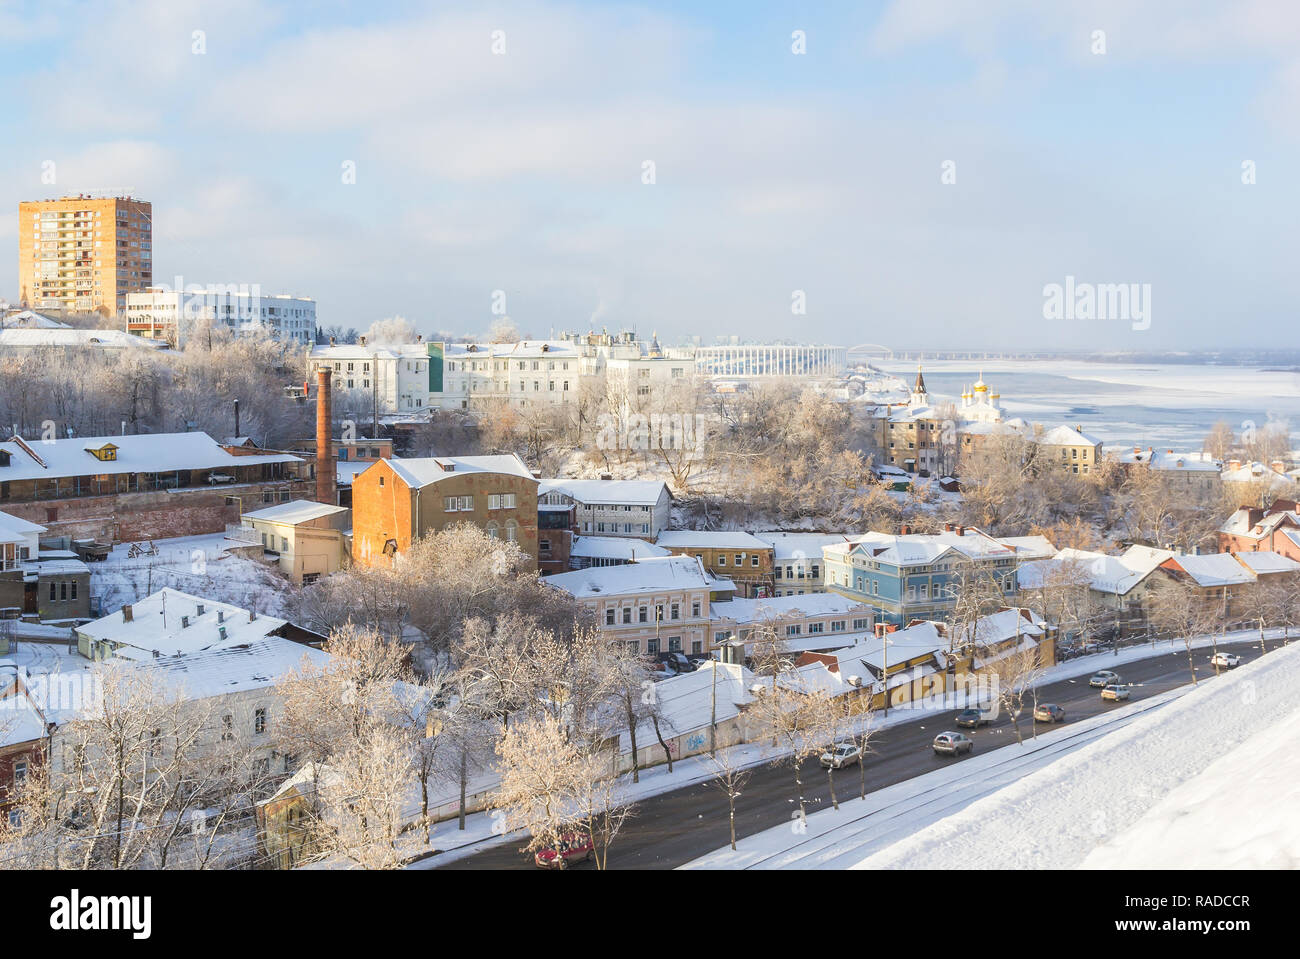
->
(955, 707, 995, 728)
(1033, 703, 1066, 723)
(1211, 652, 1241, 669)
(1101, 683, 1131, 702)
(1089, 670, 1121, 688)
(658, 652, 698, 674)
(534, 832, 594, 868)
(820, 741, 863, 769)
(932, 731, 974, 756)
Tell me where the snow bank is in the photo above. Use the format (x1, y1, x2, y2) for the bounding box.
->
(849, 641, 1300, 869)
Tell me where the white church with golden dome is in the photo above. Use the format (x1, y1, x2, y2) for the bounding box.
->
(884, 365, 1023, 474)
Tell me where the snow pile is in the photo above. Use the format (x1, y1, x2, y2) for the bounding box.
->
(1082, 705, 1300, 869)
(849, 641, 1300, 870)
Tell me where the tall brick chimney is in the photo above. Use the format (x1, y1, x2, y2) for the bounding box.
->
(316, 368, 335, 505)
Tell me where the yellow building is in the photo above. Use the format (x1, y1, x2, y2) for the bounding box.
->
(241, 500, 352, 586)
(17, 195, 152, 316)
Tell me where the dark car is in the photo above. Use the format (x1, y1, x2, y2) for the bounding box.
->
(1033, 703, 1066, 723)
(955, 708, 994, 728)
(657, 652, 697, 674)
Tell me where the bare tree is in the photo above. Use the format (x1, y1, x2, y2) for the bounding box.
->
(708, 747, 752, 852)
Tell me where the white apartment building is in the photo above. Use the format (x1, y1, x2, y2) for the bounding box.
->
(539, 479, 672, 539)
(124, 288, 316, 348)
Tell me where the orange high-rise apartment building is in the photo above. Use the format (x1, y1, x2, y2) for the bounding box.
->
(17, 194, 152, 316)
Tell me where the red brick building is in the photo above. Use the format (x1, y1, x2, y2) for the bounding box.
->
(1218, 501, 1300, 561)
(351, 454, 539, 569)
(0, 432, 306, 544)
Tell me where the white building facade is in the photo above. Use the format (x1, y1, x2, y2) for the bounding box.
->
(124, 288, 316, 348)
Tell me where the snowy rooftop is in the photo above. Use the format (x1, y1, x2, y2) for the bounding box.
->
(619, 661, 753, 751)
(1162, 553, 1255, 587)
(710, 592, 869, 624)
(754, 531, 852, 560)
(569, 535, 670, 561)
(655, 530, 772, 551)
(242, 500, 349, 525)
(384, 454, 535, 489)
(1038, 425, 1104, 447)
(0, 431, 301, 482)
(0, 510, 45, 544)
(538, 478, 669, 507)
(74, 588, 326, 700)
(544, 555, 733, 598)
(825, 527, 1016, 566)
(997, 535, 1057, 560)
(77, 587, 288, 660)
(1233, 551, 1300, 576)
(1116, 448, 1221, 472)
(1018, 548, 1151, 595)
(0, 328, 164, 350)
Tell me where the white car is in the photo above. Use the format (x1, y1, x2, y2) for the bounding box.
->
(1211, 652, 1241, 669)
(1088, 670, 1121, 688)
(820, 742, 863, 769)
(933, 731, 974, 757)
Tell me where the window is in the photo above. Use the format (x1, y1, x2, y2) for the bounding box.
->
(786, 624, 802, 636)
(692, 639, 703, 654)
(809, 622, 824, 634)
(254, 707, 267, 735)
(853, 618, 870, 630)
(13, 760, 27, 783)
(622, 608, 632, 625)
(49, 582, 56, 601)
(646, 637, 660, 654)
(668, 636, 682, 652)
(221, 714, 234, 742)
(751, 555, 759, 568)
(831, 620, 845, 632)
(638, 607, 648, 623)
(670, 603, 680, 620)
(606, 608, 615, 626)
(692, 601, 701, 617)
(70, 581, 78, 600)
(717, 554, 727, 566)
(486, 520, 499, 539)
(504, 519, 518, 543)
(734, 554, 743, 566)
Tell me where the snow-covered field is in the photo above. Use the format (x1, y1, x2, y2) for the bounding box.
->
(89, 531, 292, 618)
(686, 638, 1300, 869)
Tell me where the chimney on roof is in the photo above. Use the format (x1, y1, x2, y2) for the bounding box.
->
(316, 367, 335, 506)
(416, 334, 423, 343)
(122, 604, 133, 623)
(234, 399, 240, 438)
(218, 610, 224, 624)
(249, 610, 257, 622)
(1076, 424, 1082, 433)
(181, 615, 189, 629)
(329, 336, 336, 346)
(218, 626, 227, 641)
(359, 335, 366, 346)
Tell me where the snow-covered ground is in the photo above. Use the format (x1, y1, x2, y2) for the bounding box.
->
(89, 531, 292, 618)
(686, 638, 1300, 869)
(1082, 704, 1300, 869)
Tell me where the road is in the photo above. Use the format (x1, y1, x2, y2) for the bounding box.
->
(439, 639, 1270, 870)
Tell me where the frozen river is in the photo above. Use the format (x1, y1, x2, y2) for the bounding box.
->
(875, 359, 1300, 453)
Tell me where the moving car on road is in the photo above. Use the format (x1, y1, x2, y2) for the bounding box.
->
(1033, 703, 1066, 723)
(933, 731, 974, 757)
(1211, 651, 1241, 669)
(955, 707, 995, 728)
(820, 741, 863, 769)
(1089, 670, 1121, 688)
(1101, 683, 1131, 702)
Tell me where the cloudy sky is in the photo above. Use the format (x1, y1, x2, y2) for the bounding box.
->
(2, 0, 1297, 351)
